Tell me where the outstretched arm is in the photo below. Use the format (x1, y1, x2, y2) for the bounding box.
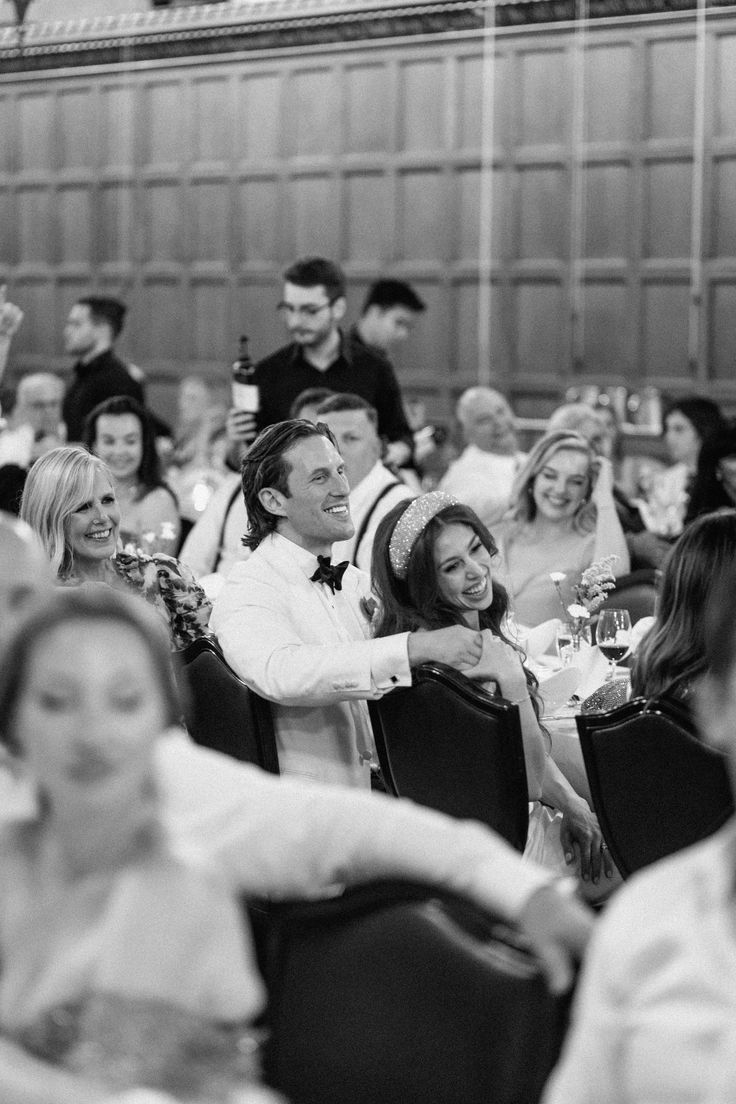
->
(161, 731, 594, 993)
(591, 457, 630, 573)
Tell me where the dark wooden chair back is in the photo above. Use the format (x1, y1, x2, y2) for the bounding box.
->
(176, 636, 279, 773)
(577, 696, 733, 877)
(257, 880, 571, 1104)
(368, 662, 529, 851)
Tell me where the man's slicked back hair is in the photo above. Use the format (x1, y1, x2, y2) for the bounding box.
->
(241, 419, 338, 550)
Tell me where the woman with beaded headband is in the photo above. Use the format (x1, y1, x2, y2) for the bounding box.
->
(494, 431, 629, 629)
(372, 493, 614, 892)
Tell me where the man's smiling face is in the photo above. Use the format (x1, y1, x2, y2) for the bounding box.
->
(264, 434, 355, 556)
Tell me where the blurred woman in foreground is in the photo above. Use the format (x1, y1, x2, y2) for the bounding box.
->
(543, 540, 736, 1104)
(0, 586, 280, 1104)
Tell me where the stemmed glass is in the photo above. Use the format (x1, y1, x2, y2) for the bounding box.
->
(596, 608, 632, 681)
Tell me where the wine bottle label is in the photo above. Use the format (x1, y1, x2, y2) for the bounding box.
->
(232, 381, 260, 413)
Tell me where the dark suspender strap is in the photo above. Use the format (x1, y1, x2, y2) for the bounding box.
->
(213, 483, 244, 573)
(352, 481, 403, 566)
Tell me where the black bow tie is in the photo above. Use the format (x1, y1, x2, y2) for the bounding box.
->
(310, 555, 349, 594)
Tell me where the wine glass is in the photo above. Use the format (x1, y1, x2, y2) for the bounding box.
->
(556, 623, 575, 667)
(596, 608, 632, 681)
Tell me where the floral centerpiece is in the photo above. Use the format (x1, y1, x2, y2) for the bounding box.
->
(550, 556, 618, 655)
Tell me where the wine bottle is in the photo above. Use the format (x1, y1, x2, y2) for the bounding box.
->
(231, 335, 259, 413)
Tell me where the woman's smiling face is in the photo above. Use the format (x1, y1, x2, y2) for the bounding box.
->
(433, 523, 494, 625)
(531, 447, 591, 523)
(64, 470, 121, 572)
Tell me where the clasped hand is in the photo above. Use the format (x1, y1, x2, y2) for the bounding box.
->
(407, 625, 484, 670)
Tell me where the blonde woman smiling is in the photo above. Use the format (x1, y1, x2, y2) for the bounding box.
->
(495, 431, 629, 629)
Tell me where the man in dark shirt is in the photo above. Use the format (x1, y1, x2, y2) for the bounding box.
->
(62, 296, 144, 442)
(350, 278, 426, 356)
(252, 258, 412, 467)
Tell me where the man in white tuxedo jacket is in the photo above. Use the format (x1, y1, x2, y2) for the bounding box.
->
(211, 420, 484, 788)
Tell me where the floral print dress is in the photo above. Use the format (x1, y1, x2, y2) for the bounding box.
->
(111, 550, 212, 649)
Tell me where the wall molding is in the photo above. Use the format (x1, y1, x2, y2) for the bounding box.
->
(2, 0, 735, 71)
(0, 1, 485, 71)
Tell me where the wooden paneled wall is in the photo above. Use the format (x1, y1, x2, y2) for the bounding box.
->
(2, 12, 736, 422)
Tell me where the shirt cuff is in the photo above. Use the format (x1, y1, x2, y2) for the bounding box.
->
(370, 631, 412, 692)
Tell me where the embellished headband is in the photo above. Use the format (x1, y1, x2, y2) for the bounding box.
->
(388, 491, 459, 580)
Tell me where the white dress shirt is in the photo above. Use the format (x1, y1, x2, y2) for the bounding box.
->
(543, 819, 736, 1104)
(211, 532, 412, 787)
(331, 460, 415, 572)
(439, 446, 527, 529)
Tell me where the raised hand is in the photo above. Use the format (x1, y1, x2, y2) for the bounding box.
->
(0, 285, 24, 340)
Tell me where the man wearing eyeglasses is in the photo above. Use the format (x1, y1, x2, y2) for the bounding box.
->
(240, 258, 413, 468)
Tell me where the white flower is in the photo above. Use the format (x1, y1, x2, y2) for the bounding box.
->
(549, 572, 567, 584)
(567, 604, 591, 620)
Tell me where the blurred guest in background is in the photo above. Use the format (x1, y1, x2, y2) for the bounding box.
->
(0, 373, 65, 466)
(84, 395, 180, 555)
(350, 278, 426, 355)
(439, 387, 527, 529)
(545, 401, 668, 569)
(62, 295, 145, 443)
(316, 392, 415, 571)
(0, 373, 65, 514)
(251, 257, 414, 469)
(166, 375, 227, 473)
(161, 376, 228, 534)
(637, 395, 726, 538)
(684, 422, 736, 524)
(496, 432, 629, 628)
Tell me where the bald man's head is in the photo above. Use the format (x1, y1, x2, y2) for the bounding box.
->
(455, 387, 517, 455)
(0, 513, 52, 633)
(11, 373, 64, 438)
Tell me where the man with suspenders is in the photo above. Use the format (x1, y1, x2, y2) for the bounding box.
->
(316, 392, 415, 572)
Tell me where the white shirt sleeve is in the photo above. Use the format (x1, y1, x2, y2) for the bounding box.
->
(213, 575, 411, 705)
(158, 730, 554, 920)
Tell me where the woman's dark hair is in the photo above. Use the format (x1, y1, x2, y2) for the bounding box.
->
(241, 419, 338, 551)
(631, 508, 736, 701)
(83, 395, 168, 497)
(684, 422, 736, 524)
(0, 585, 180, 756)
(704, 552, 736, 684)
(662, 396, 726, 448)
(371, 500, 544, 724)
